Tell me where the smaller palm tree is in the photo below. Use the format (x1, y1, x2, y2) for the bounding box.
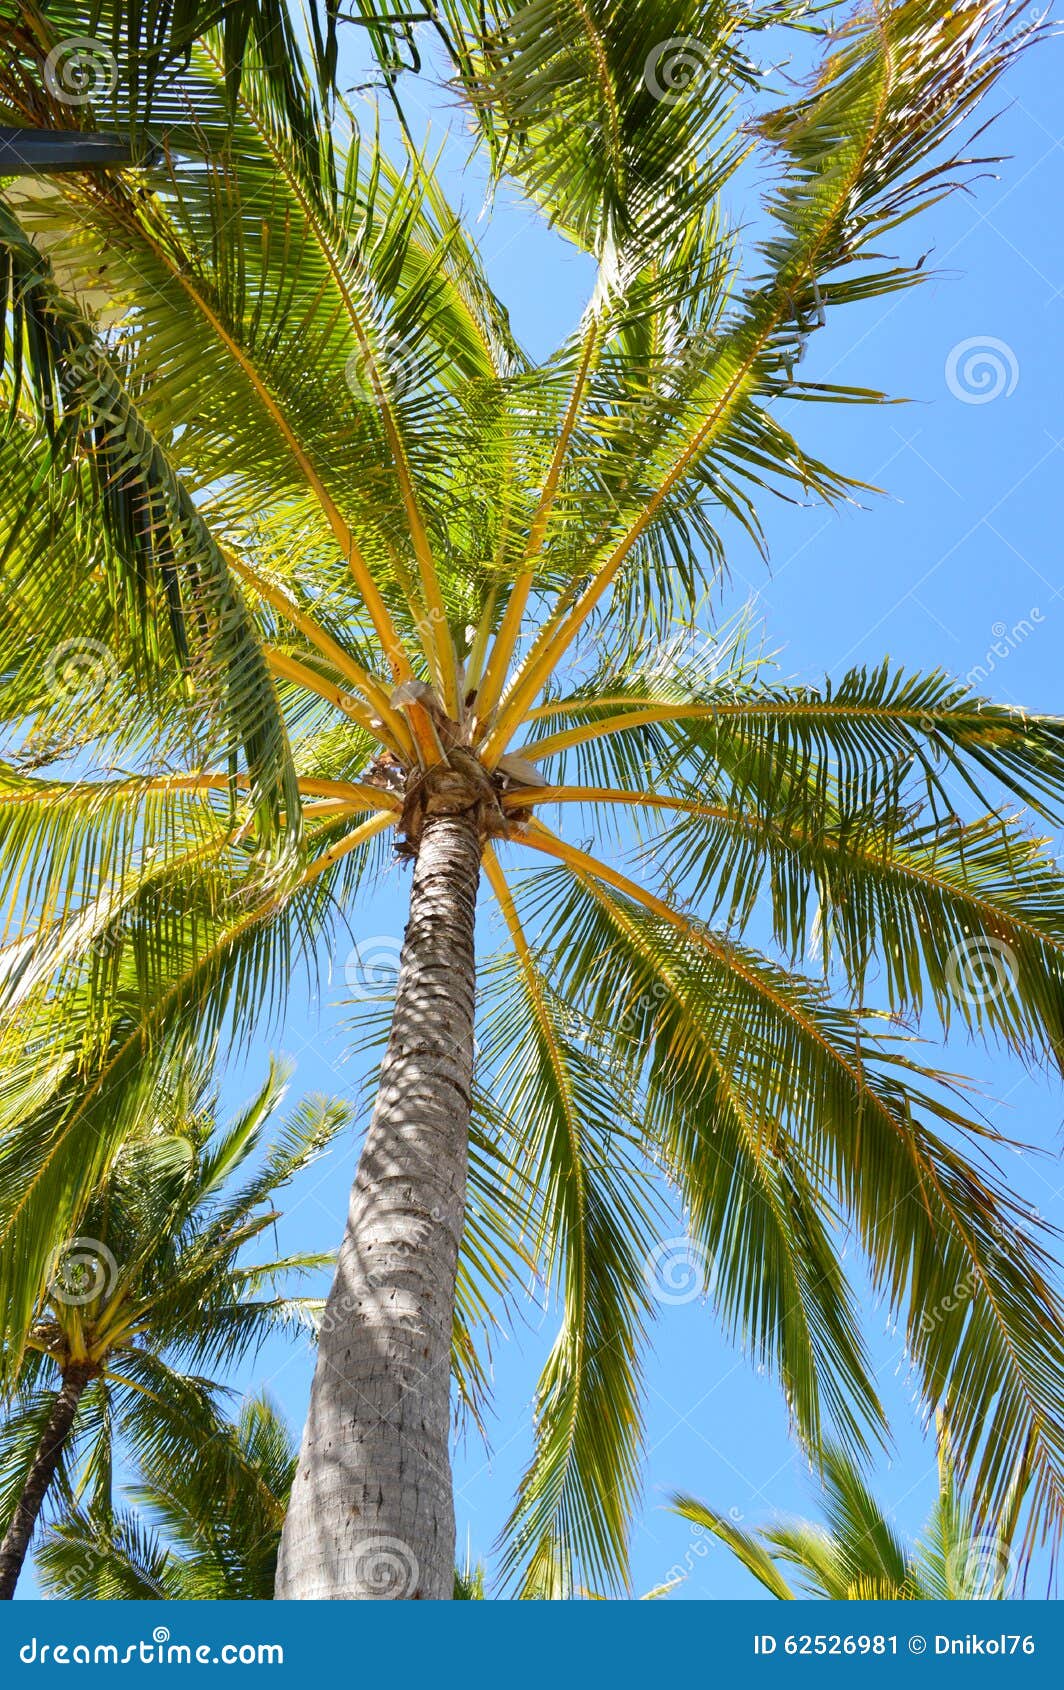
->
(36, 1392, 296, 1600)
(454, 1559, 487, 1601)
(672, 1438, 1029, 1601)
(0, 1059, 348, 1598)
(43, 1426, 671, 1602)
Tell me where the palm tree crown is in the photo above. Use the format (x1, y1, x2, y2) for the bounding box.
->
(0, 1056, 347, 1595)
(2, 0, 1063, 1594)
(37, 1393, 298, 1600)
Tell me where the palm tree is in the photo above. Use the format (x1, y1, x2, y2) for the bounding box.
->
(1, 0, 1063, 1601)
(0, 1058, 347, 1597)
(36, 1393, 297, 1600)
(672, 1437, 1031, 1600)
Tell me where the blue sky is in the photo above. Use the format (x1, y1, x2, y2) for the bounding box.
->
(23, 9, 1064, 1601)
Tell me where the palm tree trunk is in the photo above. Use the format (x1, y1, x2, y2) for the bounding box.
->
(0, 1363, 93, 1599)
(276, 806, 481, 1600)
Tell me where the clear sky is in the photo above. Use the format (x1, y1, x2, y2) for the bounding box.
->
(23, 9, 1064, 1601)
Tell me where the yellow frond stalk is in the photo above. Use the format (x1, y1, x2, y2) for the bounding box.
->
(227, 553, 409, 748)
(265, 648, 396, 746)
(503, 784, 729, 818)
(475, 319, 603, 731)
(304, 810, 396, 881)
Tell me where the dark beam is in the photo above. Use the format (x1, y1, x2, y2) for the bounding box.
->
(0, 127, 146, 173)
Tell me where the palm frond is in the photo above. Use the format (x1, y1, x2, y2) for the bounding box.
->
(513, 839, 1064, 1547)
(482, 848, 658, 1596)
(0, 211, 300, 841)
(671, 1492, 797, 1598)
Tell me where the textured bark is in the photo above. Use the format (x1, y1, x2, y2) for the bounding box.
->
(276, 808, 481, 1599)
(0, 1364, 92, 1599)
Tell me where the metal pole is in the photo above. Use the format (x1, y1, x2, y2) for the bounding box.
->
(0, 128, 141, 172)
